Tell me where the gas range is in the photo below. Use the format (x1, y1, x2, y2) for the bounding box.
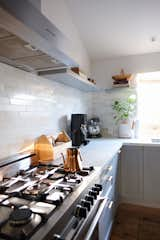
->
(0, 164, 95, 240)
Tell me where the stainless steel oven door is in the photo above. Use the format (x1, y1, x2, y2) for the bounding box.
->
(72, 186, 113, 240)
(53, 185, 113, 240)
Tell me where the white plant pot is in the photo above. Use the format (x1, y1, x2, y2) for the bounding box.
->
(118, 121, 132, 138)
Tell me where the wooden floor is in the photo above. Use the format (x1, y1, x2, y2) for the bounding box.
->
(110, 203, 160, 240)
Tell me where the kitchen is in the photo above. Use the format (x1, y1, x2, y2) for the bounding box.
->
(0, 0, 160, 240)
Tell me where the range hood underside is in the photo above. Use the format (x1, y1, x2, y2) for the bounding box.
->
(0, 0, 77, 73)
(0, 26, 66, 73)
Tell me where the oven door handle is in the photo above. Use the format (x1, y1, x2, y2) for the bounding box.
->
(84, 197, 108, 240)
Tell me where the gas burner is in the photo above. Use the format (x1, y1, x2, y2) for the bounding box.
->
(0, 208, 42, 240)
(22, 183, 50, 201)
(9, 208, 33, 226)
(23, 182, 49, 196)
(63, 174, 82, 185)
(48, 171, 65, 180)
(46, 189, 66, 205)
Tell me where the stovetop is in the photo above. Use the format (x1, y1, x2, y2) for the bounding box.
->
(0, 164, 94, 240)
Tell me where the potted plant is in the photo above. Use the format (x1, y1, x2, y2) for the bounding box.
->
(112, 95, 136, 138)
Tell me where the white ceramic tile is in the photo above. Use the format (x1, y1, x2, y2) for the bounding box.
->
(0, 62, 92, 158)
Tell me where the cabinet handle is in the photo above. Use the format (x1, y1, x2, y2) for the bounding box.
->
(84, 198, 108, 240)
(107, 176, 113, 182)
(108, 200, 113, 209)
(107, 165, 112, 171)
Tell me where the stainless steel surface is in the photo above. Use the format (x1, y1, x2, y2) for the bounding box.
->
(0, 194, 8, 202)
(3, 197, 30, 207)
(0, 206, 13, 225)
(51, 166, 113, 240)
(1, 210, 42, 240)
(84, 198, 108, 240)
(0, 159, 98, 240)
(0, 0, 77, 73)
(30, 201, 56, 215)
(87, 118, 101, 137)
(88, 125, 100, 136)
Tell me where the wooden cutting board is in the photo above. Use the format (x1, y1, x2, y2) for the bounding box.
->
(34, 135, 54, 163)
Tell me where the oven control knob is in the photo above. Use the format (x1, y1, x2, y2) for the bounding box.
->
(95, 184, 102, 191)
(88, 190, 97, 199)
(76, 178, 82, 184)
(81, 199, 91, 211)
(92, 186, 100, 194)
(85, 194, 94, 205)
(75, 205, 87, 218)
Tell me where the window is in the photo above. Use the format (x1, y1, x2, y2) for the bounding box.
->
(137, 71, 160, 138)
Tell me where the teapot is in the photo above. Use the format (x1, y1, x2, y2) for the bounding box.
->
(61, 147, 83, 173)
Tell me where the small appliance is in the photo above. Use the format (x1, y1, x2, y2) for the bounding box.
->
(71, 114, 89, 146)
(87, 117, 101, 138)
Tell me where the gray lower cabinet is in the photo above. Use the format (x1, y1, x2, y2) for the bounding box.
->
(144, 146, 160, 206)
(120, 145, 160, 207)
(99, 153, 119, 240)
(120, 145, 143, 203)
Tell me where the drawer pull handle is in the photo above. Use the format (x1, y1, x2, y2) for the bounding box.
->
(108, 200, 113, 209)
(107, 166, 112, 171)
(107, 176, 113, 182)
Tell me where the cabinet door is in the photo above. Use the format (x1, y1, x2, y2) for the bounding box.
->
(120, 145, 143, 203)
(144, 146, 160, 206)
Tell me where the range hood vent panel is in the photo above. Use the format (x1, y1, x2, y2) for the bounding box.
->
(0, 0, 77, 72)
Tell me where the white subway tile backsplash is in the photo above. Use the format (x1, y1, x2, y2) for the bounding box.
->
(0, 62, 92, 159)
(0, 61, 136, 158)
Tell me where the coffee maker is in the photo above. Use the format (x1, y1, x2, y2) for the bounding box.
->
(71, 114, 89, 146)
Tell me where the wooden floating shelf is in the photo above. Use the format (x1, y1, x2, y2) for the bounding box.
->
(112, 83, 129, 88)
(38, 68, 98, 92)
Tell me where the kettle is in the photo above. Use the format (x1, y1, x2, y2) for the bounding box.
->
(62, 147, 83, 173)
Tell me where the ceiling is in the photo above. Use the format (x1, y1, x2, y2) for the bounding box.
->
(67, 0, 160, 60)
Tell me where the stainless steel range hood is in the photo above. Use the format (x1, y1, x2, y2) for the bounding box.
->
(0, 0, 77, 73)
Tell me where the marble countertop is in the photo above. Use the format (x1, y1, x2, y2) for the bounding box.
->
(53, 137, 160, 169)
(80, 138, 121, 167)
(80, 137, 160, 168)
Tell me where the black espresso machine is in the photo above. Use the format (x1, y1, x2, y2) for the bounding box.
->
(71, 114, 89, 147)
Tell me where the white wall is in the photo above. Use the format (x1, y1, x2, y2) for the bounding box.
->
(0, 62, 92, 159)
(92, 88, 136, 137)
(92, 52, 160, 89)
(41, 0, 90, 74)
(91, 52, 160, 135)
